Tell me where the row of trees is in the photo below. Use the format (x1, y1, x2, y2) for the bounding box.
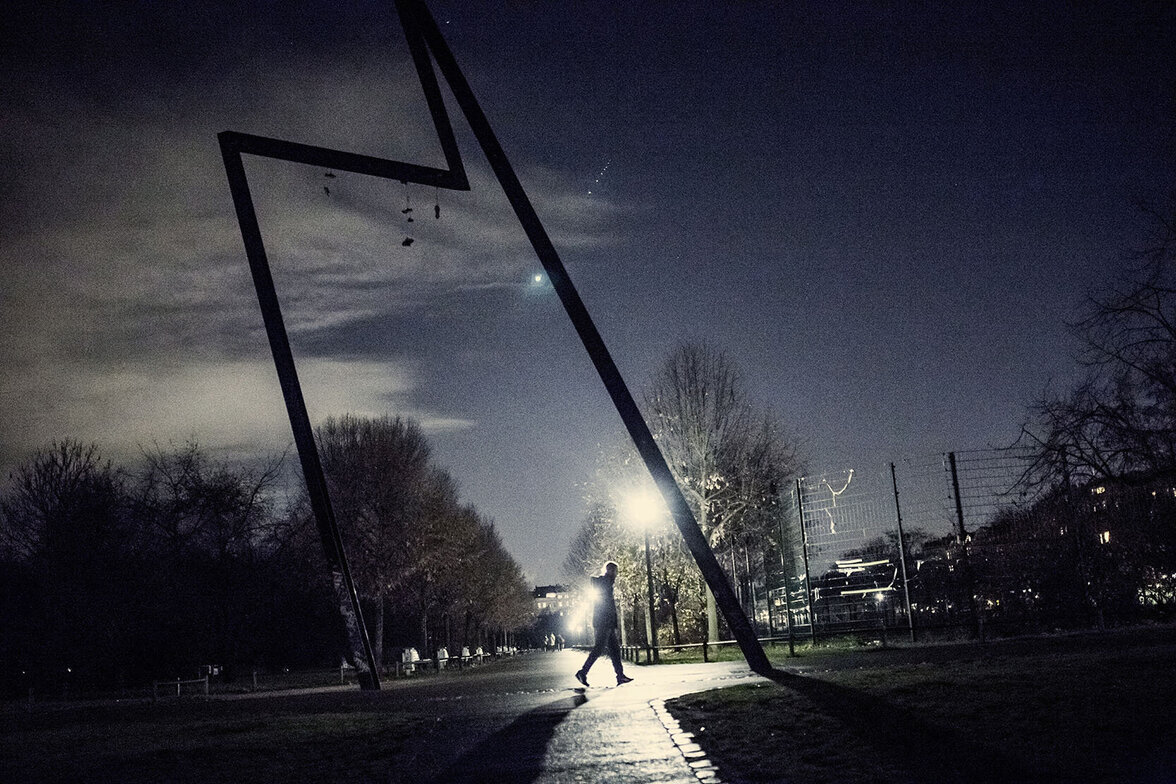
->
(563, 342, 803, 648)
(0, 416, 530, 696)
(315, 415, 531, 669)
(0, 441, 309, 694)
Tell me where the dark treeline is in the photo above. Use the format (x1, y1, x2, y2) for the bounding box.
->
(0, 418, 530, 697)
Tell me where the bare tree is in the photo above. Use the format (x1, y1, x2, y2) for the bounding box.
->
(1027, 201, 1176, 484)
(316, 414, 433, 665)
(0, 440, 124, 562)
(642, 342, 802, 645)
(0, 441, 132, 684)
(132, 441, 283, 560)
(129, 442, 286, 671)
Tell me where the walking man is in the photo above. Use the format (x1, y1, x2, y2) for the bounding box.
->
(576, 561, 633, 687)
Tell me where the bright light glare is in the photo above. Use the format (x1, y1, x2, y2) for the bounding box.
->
(622, 487, 668, 529)
(533, 274, 543, 283)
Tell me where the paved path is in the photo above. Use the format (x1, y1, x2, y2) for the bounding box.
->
(458, 651, 766, 783)
(549, 657, 766, 783)
(220, 650, 767, 783)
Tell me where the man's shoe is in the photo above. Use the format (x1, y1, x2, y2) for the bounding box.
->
(616, 674, 634, 685)
(575, 670, 589, 687)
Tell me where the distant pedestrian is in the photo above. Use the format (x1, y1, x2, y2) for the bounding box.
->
(555, 634, 564, 651)
(575, 561, 633, 687)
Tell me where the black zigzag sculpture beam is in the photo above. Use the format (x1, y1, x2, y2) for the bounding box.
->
(219, 0, 774, 688)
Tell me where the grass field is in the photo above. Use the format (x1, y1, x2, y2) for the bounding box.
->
(0, 694, 441, 783)
(666, 627, 1176, 783)
(4, 628, 1173, 783)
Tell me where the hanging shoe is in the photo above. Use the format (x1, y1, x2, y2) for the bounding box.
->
(575, 670, 589, 687)
(616, 674, 634, 685)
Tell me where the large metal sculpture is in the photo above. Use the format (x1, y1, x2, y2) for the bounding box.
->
(219, 0, 774, 688)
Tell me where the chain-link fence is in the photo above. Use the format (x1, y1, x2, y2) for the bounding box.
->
(728, 449, 1176, 642)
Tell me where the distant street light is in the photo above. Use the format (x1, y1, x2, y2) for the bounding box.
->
(623, 488, 666, 664)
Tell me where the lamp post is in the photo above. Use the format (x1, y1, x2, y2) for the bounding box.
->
(642, 525, 659, 663)
(624, 488, 663, 664)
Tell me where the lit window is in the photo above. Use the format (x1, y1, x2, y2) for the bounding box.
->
(1099, 530, 1111, 545)
(1093, 486, 1106, 495)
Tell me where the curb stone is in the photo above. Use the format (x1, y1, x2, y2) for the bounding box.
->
(650, 698, 725, 784)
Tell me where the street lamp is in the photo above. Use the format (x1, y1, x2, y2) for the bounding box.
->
(623, 488, 665, 664)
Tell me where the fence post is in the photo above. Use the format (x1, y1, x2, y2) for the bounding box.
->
(744, 548, 759, 638)
(785, 587, 796, 658)
(775, 484, 796, 657)
(890, 462, 917, 643)
(795, 478, 818, 646)
(947, 452, 982, 640)
(765, 577, 775, 639)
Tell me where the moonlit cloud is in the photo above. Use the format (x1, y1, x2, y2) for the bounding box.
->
(0, 48, 618, 476)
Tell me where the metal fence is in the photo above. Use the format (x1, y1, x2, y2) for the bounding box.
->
(732, 449, 1176, 642)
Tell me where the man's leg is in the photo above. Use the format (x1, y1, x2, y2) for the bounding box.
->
(577, 626, 609, 685)
(605, 629, 632, 683)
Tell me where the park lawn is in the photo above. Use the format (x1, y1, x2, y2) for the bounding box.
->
(666, 637, 1176, 784)
(0, 696, 441, 783)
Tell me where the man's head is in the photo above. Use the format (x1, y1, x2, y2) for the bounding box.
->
(603, 561, 618, 578)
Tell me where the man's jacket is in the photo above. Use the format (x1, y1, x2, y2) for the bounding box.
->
(591, 573, 618, 626)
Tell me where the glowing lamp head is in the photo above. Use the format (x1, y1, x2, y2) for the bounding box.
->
(622, 487, 667, 529)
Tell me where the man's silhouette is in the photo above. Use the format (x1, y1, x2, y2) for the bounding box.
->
(576, 561, 633, 687)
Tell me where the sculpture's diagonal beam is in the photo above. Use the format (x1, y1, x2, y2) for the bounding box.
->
(219, 0, 775, 689)
(400, 0, 465, 182)
(399, 0, 774, 676)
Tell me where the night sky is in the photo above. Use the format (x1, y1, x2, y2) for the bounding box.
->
(3, 1, 1172, 584)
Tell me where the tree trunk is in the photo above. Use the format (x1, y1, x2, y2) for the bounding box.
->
(373, 589, 385, 670)
(706, 584, 719, 649)
(700, 504, 720, 654)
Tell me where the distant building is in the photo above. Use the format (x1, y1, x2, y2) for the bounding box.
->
(532, 584, 573, 618)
